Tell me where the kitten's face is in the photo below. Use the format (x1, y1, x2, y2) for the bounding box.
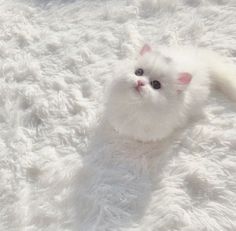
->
(105, 45, 191, 141)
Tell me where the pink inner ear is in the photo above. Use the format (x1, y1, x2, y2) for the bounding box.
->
(178, 72, 192, 85)
(140, 44, 151, 56)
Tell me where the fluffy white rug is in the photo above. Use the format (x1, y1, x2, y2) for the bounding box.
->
(1, 0, 236, 230)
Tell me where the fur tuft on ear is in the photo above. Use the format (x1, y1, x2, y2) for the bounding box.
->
(140, 44, 151, 56)
(177, 72, 192, 92)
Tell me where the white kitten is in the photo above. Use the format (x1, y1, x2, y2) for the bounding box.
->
(104, 44, 236, 142)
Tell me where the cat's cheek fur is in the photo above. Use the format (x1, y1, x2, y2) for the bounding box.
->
(106, 86, 183, 141)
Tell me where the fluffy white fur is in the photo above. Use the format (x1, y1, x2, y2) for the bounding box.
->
(105, 45, 236, 141)
(1, 1, 236, 231)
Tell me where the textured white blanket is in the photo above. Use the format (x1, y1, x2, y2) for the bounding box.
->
(0, 0, 236, 230)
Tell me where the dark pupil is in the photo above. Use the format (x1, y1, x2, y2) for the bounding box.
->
(150, 80, 161, 89)
(135, 68, 144, 76)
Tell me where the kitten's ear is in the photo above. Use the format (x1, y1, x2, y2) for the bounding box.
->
(177, 72, 192, 93)
(140, 44, 151, 56)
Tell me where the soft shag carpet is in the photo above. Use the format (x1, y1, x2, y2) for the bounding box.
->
(1, 0, 236, 230)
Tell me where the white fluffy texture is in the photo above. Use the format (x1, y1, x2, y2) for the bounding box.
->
(0, 0, 236, 231)
(105, 47, 213, 141)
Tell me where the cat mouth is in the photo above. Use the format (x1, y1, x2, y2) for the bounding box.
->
(134, 80, 146, 94)
(134, 86, 143, 96)
(135, 85, 141, 93)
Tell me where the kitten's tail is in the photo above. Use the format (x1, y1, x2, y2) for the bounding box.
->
(203, 50, 236, 101)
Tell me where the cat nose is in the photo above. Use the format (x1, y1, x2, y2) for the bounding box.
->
(135, 80, 145, 92)
(137, 80, 145, 87)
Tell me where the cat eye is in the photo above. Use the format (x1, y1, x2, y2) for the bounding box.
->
(135, 68, 144, 76)
(150, 80, 161, 90)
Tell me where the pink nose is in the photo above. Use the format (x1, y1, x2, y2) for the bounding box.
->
(137, 80, 145, 87)
(135, 80, 145, 92)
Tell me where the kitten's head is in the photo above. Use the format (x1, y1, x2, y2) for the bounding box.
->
(105, 44, 192, 141)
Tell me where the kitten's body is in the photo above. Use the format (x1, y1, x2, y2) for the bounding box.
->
(105, 45, 236, 141)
